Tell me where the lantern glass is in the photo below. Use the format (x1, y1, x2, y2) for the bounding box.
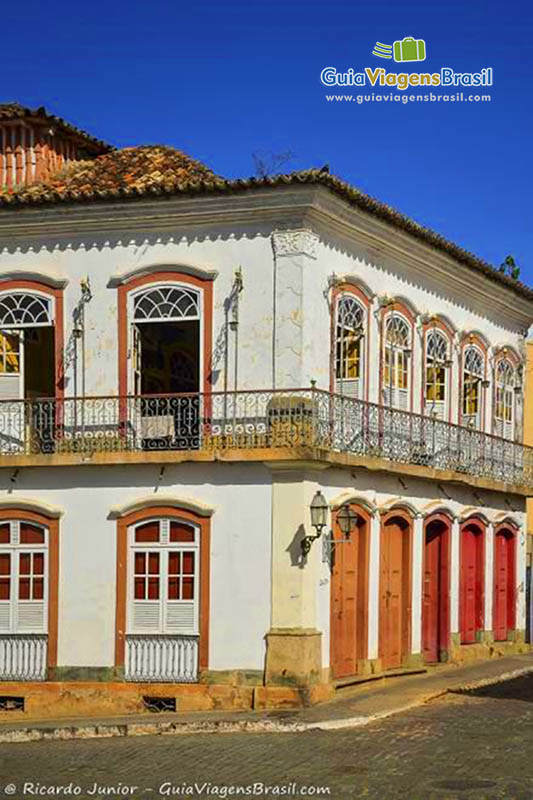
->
(310, 491, 328, 529)
(338, 505, 358, 536)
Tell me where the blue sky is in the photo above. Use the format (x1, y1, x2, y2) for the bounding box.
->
(5, 0, 532, 282)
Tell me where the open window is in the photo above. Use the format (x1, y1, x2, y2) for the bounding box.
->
(335, 294, 365, 399)
(462, 345, 484, 430)
(494, 358, 515, 440)
(424, 329, 450, 420)
(383, 313, 411, 410)
(130, 285, 201, 448)
(0, 292, 56, 453)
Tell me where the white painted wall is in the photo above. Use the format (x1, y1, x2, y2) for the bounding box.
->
(0, 214, 526, 424)
(0, 463, 272, 671)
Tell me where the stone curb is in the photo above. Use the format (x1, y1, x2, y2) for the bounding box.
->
(1, 665, 532, 744)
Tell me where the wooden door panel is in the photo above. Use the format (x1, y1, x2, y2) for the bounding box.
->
(423, 530, 440, 661)
(331, 514, 368, 679)
(380, 519, 408, 670)
(460, 525, 483, 645)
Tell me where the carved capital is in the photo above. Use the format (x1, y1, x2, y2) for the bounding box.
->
(271, 229, 319, 259)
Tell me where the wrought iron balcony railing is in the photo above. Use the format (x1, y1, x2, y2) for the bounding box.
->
(0, 388, 531, 488)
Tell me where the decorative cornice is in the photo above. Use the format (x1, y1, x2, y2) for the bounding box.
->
(0, 497, 64, 518)
(107, 494, 216, 519)
(108, 262, 218, 287)
(0, 271, 68, 289)
(329, 491, 377, 515)
(271, 229, 319, 259)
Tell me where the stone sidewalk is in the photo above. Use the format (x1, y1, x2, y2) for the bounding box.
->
(1, 651, 532, 743)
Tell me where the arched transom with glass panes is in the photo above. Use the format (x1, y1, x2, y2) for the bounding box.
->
(129, 284, 202, 398)
(494, 358, 515, 439)
(462, 345, 485, 428)
(425, 329, 450, 419)
(125, 516, 200, 682)
(0, 290, 56, 402)
(335, 294, 365, 398)
(0, 518, 49, 680)
(383, 313, 411, 410)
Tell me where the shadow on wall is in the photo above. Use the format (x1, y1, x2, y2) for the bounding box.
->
(286, 523, 308, 570)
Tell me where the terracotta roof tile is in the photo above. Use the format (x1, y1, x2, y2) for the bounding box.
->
(0, 103, 112, 153)
(0, 147, 530, 303)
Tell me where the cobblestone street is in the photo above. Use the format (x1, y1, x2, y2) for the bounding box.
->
(2, 675, 533, 800)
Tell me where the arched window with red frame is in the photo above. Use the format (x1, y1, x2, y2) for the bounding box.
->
(382, 311, 412, 411)
(334, 293, 367, 399)
(461, 341, 486, 430)
(0, 508, 59, 681)
(494, 355, 517, 440)
(115, 504, 210, 684)
(424, 327, 452, 421)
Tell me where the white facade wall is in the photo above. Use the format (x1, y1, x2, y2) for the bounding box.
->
(0, 214, 526, 414)
(2, 463, 272, 671)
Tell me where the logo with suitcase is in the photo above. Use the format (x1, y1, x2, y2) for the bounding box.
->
(373, 37, 426, 63)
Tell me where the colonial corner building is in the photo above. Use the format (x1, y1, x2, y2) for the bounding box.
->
(0, 103, 530, 718)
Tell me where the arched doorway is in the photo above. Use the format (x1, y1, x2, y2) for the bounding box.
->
(330, 505, 370, 679)
(460, 519, 485, 644)
(422, 515, 450, 663)
(379, 511, 412, 670)
(493, 526, 516, 642)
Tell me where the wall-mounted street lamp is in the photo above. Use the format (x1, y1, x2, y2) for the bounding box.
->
(322, 504, 359, 564)
(301, 490, 329, 556)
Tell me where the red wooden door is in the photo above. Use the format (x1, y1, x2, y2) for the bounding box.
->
(330, 513, 368, 679)
(422, 519, 449, 663)
(493, 530, 515, 642)
(380, 517, 409, 670)
(460, 523, 484, 644)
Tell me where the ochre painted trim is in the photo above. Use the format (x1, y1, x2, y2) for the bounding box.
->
(114, 505, 211, 673)
(0, 508, 59, 669)
(117, 270, 214, 398)
(0, 279, 64, 400)
(420, 501, 457, 520)
(329, 491, 377, 514)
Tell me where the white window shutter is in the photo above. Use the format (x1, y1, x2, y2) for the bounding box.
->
(16, 601, 46, 633)
(0, 602, 10, 632)
(338, 378, 360, 399)
(398, 388, 409, 411)
(132, 601, 162, 633)
(165, 602, 196, 635)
